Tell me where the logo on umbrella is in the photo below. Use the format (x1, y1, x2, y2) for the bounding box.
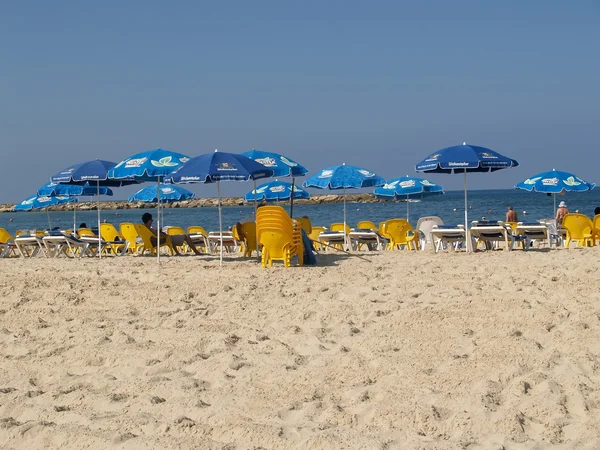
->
(280, 156, 298, 167)
(151, 156, 179, 168)
(318, 170, 334, 178)
(523, 177, 542, 185)
(383, 181, 399, 189)
(425, 153, 441, 162)
(255, 157, 277, 167)
(255, 186, 267, 194)
(162, 187, 175, 194)
(420, 180, 435, 186)
(269, 186, 285, 193)
(479, 152, 498, 159)
(399, 180, 416, 188)
(123, 157, 148, 168)
(541, 177, 559, 186)
(358, 170, 375, 177)
(217, 162, 237, 171)
(563, 176, 582, 187)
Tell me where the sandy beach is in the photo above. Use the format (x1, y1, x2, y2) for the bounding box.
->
(1, 249, 600, 449)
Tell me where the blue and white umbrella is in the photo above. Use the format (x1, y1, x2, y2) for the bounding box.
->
(416, 143, 519, 251)
(303, 164, 385, 249)
(244, 180, 310, 203)
(241, 149, 308, 216)
(170, 150, 274, 265)
(109, 148, 190, 261)
(129, 184, 195, 203)
(374, 176, 444, 222)
(50, 159, 138, 256)
(14, 195, 74, 212)
(515, 169, 595, 215)
(37, 182, 114, 232)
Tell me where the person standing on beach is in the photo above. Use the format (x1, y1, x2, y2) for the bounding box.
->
(555, 201, 569, 226)
(505, 206, 518, 223)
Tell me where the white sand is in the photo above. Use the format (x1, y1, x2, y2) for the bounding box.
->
(1, 249, 600, 449)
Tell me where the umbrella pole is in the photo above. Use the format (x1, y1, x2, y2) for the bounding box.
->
(554, 193, 556, 217)
(157, 177, 161, 263)
(46, 208, 51, 230)
(73, 200, 77, 232)
(97, 181, 102, 259)
(218, 180, 223, 266)
(464, 169, 470, 253)
(406, 194, 409, 223)
(343, 187, 348, 251)
(290, 177, 295, 217)
(253, 178, 259, 259)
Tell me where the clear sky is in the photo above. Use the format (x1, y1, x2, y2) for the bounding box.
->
(1, 0, 598, 203)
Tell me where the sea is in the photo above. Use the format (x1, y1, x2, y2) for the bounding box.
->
(2, 189, 600, 236)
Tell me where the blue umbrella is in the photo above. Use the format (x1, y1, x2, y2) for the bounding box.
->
(170, 150, 274, 265)
(241, 149, 309, 216)
(37, 182, 114, 232)
(243, 180, 310, 202)
(109, 149, 190, 261)
(50, 159, 138, 257)
(374, 176, 444, 223)
(416, 142, 519, 251)
(129, 184, 195, 203)
(515, 169, 595, 215)
(14, 195, 74, 212)
(303, 164, 386, 249)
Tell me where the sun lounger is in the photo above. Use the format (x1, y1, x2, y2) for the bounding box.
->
(208, 231, 238, 253)
(317, 231, 347, 251)
(470, 221, 512, 251)
(513, 222, 551, 248)
(430, 224, 466, 253)
(15, 234, 47, 257)
(42, 232, 93, 258)
(348, 229, 383, 251)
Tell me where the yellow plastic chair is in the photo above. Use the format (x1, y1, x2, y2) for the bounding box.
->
(77, 228, 95, 238)
(0, 228, 18, 257)
(592, 215, 600, 245)
(308, 226, 326, 250)
(562, 213, 594, 248)
(296, 217, 312, 234)
(187, 226, 210, 252)
(234, 221, 258, 257)
(166, 226, 190, 253)
(135, 224, 176, 256)
(256, 206, 303, 267)
(383, 218, 418, 250)
(119, 222, 144, 254)
(330, 223, 351, 233)
(100, 223, 127, 255)
(357, 221, 377, 230)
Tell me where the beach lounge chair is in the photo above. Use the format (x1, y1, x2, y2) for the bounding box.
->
(538, 218, 563, 247)
(349, 221, 384, 251)
(256, 206, 303, 267)
(470, 221, 512, 251)
(510, 222, 552, 248)
(42, 232, 93, 258)
(416, 216, 444, 251)
(562, 213, 594, 248)
(15, 233, 47, 257)
(187, 226, 210, 253)
(317, 223, 351, 251)
(135, 224, 176, 256)
(0, 228, 18, 258)
(165, 226, 192, 254)
(208, 231, 238, 254)
(430, 224, 467, 253)
(100, 223, 127, 255)
(120, 223, 144, 254)
(382, 219, 418, 250)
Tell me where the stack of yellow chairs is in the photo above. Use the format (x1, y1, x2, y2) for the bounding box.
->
(256, 206, 304, 268)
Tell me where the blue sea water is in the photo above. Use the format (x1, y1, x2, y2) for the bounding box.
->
(2, 189, 600, 236)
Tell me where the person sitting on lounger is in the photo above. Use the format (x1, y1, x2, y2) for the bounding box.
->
(505, 206, 518, 223)
(141, 213, 203, 256)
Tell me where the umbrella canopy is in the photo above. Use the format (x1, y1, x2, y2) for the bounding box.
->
(416, 143, 518, 252)
(416, 143, 519, 173)
(240, 149, 308, 177)
(108, 148, 190, 182)
(515, 169, 595, 193)
(51, 159, 137, 187)
(129, 184, 195, 203)
(244, 180, 310, 202)
(374, 176, 444, 223)
(374, 176, 444, 199)
(38, 182, 113, 197)
(303, 164, 385, 250)
(14, 195, 74, 212)
(171, 150, 274, 265)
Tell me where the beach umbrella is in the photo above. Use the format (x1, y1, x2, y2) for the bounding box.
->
(241, 149, 308, 216)
(128, 183, 195, 203)
(374, 176, 444, 223)
(14, 195, 75, 230)
(108, 149, 190, 262)
(170, 150, 274, 265)
(302, 164, 386, 250)
(50, 159, 137, 257)
(243, 180, 310, 203)
(415, 142, 519, 252)
(515, 169, 595, 215)
(37, 182, 114, 231)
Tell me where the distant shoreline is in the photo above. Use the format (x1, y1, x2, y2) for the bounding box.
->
(0, 193, 388, 213)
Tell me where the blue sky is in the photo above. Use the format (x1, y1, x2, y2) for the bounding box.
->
(1, 1, 598, 202)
